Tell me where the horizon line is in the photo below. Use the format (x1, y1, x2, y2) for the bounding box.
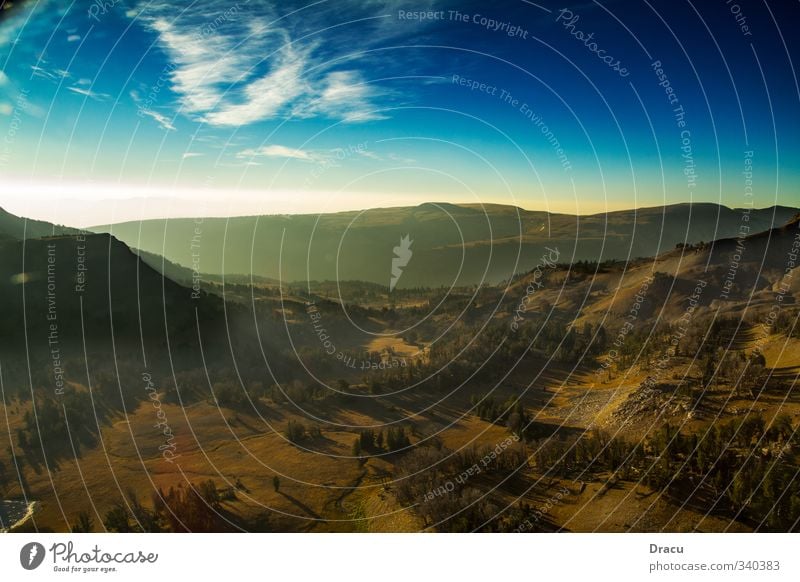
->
(2, 198, 797, 230)
(85, 200, 799, 227)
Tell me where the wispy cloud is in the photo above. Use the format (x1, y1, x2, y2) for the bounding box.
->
(295, 70, 386, 122)
(203, 41, 311, 127)
(130, 88, 177, 130)
(359, 150, 383, 161)
(139, 107, 177, 131)
(235, 142, 393, 165)
(29, 65, 52, 80)
(237, 144, 316, 161)
(133, 1, 388, 128)
(67, 86, 110, 101)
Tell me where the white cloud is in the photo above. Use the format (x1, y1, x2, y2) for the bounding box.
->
(129, 89, 177, 130)
(30, 65, 57, 81)
(237, 144, 315, 161)
(235, 143, 392, 165)
(139, 108, 177, 131)
(203, 44, 309, 126)
(67, 86, 110, 100)
(134, 2, 386, 128)
(297, 70, 386, 122)
(358, 150, 383, 160)
(67, 34, 81, 42)
(182, 152, 203, 159)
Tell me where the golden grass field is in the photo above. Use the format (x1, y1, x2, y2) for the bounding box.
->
(5, 326, 796, 532)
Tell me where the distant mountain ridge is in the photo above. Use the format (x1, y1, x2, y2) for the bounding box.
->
(0, 206, 82, 240)
(87, 202, 799, 288)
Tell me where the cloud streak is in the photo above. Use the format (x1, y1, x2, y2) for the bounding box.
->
(67, 86, 110, 101)
(235, 142, 387, 164)
(237, 144, 315, 161)
(139, 107, 177, 131)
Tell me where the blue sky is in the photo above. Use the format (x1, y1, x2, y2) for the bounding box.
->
(0, 0, 797, 226)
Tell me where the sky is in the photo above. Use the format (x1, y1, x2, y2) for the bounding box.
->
(0, 0, 797, 227)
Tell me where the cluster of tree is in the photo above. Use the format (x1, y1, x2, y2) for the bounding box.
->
(471, 394, 509, 424)
(534, 414, 800, 531)
(290, 280, 456, 308)
(700, 350, 766, 395)
(759, 308, 799, 340)
(675, 241, 709, 251)
(352, 426, 410, 455)
(92, 481, 232, 533)
(589, 313, 776, 396)
(285, 420, 307, 443)
(567, 259, 610, 275)
(469, 393, 554, 442)
(212, 379, 274, 409)
(360, 320, 536, 395)
(209, 378, 345, 409)
(15, 387, 97, 462)
(394, 441, 529, 531)
(284, 419, 322, 444)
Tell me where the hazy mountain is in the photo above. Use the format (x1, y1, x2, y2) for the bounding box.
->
(0, 206, 82, 240)
(0, 233, 223, 358)
(88, 202, 799, 288)
(0, 229, 291, 401)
